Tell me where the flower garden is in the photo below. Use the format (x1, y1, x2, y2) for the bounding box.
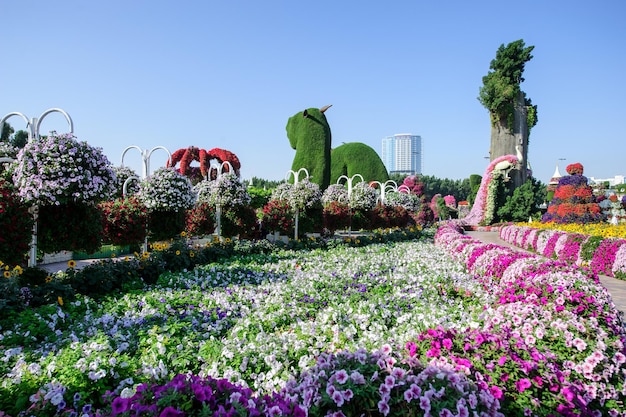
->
(1, 133, 626, 416)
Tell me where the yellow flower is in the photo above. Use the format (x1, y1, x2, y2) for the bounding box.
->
(3, 271, 10, 278)
(213, 235, 220, 243)
(45, 275, 53, 283)
(205, 242, 211, 248)
(180, 231, 187, 237)
(225, 238, 231, 244)
(175, 250, 181, 256)
(111, 253, 117, 258)
(13, 265, 23, 275)
(124, 256, 129, 262)
(189, 251, 195, 258)
(57, 296, 64, 306)
(67, 260, 77, 269)
(142, 252, 150, 259)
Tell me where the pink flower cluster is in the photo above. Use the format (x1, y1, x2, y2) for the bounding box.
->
(500, 224, 626, 279)
(463, 155, 519, 226)
(434, 224, 626, 415)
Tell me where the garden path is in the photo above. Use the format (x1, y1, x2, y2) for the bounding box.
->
(466, 230, 626, 315)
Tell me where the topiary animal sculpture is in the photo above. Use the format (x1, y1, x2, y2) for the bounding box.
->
(286, 105, 389, 189)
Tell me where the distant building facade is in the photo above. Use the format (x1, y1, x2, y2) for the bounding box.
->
(381, 133, 422, 176)
(588, 175, 625, 187)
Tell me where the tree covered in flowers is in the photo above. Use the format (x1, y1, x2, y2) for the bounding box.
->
(139, 167, 196, 240)
(542, 162, 603, 224)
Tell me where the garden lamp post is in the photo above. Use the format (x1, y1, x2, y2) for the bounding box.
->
(370, 179, 398, 205)
(1, 108, 74, 267)
(120, 146, 172, 252)
(285, 168, 310, 241)
(336, 174, 364, 236)
(210, 160, 235, 240)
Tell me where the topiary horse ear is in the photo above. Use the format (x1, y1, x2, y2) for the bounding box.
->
(303, 109, 309, 118)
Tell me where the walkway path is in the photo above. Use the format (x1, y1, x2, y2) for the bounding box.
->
(466, 230, 626, 315)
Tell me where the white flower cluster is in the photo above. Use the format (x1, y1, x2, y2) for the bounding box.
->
(139, 167, 195, 212)
(195, 173, 251, 208)
(385, 191, 421, 212)
(321, 184, 349, 206)
(349, 182, 378, 211)
(12, 132, 116, 206)
(270, 179, 322, 211)
(0, 142, 18, 159)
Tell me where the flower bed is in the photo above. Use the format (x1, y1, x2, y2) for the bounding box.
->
(500, 223, 626, 280)
(1, 227, 625, 416)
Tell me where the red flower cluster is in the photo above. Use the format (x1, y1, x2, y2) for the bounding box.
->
(99, 197, 148, 246)
(565, 162, 584, 175)
(167, 146, 241, 183)
(262, 200, 294, 235)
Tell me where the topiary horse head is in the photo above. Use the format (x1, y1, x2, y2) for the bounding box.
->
(286, 105, 388, 190)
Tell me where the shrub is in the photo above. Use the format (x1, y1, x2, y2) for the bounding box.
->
(99, 196, 148, 246)
(185, 202, 215, 237)
(0, 178, 33, 265)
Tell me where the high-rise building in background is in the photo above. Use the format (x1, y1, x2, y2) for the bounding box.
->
(381, 133, 422, 175)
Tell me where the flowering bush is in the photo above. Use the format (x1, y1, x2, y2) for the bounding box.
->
(110, 166, 140, 199)
(100, 373, 304, 417)
(349, 182, 378, 211)
(287, 179, 322, 212)
(99, 196, 148, 246)
(321, 184, 349, 206)
(139, 167, 195, 212)
(322, 201, 351, 232)
(262, 199, 294, 235)
(443, 195, 456, 208)
(385, 191, 420, 212)
(542, 171, 603, 224)
(400, 175, 424, 195)
(185, 202, 215, 237)
(0, 179, 33, 265)
(195, 173, 250, 208)
(370, 204, 413, 229)
(285, 345, 501, 417)
(12, 132, 116, 205)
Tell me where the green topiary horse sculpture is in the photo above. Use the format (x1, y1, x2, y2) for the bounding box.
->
(286, 105, 389, 190)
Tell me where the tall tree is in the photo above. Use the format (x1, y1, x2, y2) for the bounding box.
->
(1, 122, 14, 143)
(479, 39, 538, 188)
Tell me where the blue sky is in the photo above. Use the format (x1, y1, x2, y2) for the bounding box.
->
(3, 1, 625, 184)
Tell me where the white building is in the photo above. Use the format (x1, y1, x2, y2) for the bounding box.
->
(381, 133, 422, 176)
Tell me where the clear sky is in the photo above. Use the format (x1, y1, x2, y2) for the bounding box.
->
(3, 1, 625, 184)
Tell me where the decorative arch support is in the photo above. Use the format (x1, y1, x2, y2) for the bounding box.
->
(121, 145, 172, 179)
(1, 108, 74, 267)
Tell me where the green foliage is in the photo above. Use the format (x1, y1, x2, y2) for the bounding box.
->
(580, 236, 605, 262)
(38, 203, 104, 254)
(497, 178, 547, 222)
(469, 174, 482, 204)
(0, 179, 33, 265)
(478, 39, 537, 132)
(286, 108, 332, 189)
(330, 142, 389, 184)
(148, 210, 186, 241)
(248, 186, 273, 209)
(420, 175, 471, 202)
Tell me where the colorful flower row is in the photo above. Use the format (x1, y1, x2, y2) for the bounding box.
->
(499, 224, 626, 280)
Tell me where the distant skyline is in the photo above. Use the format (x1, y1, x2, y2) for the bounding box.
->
(3, 1, 625, 184)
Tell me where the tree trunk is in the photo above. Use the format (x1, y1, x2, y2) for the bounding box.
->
(489, 92, 528, 189)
